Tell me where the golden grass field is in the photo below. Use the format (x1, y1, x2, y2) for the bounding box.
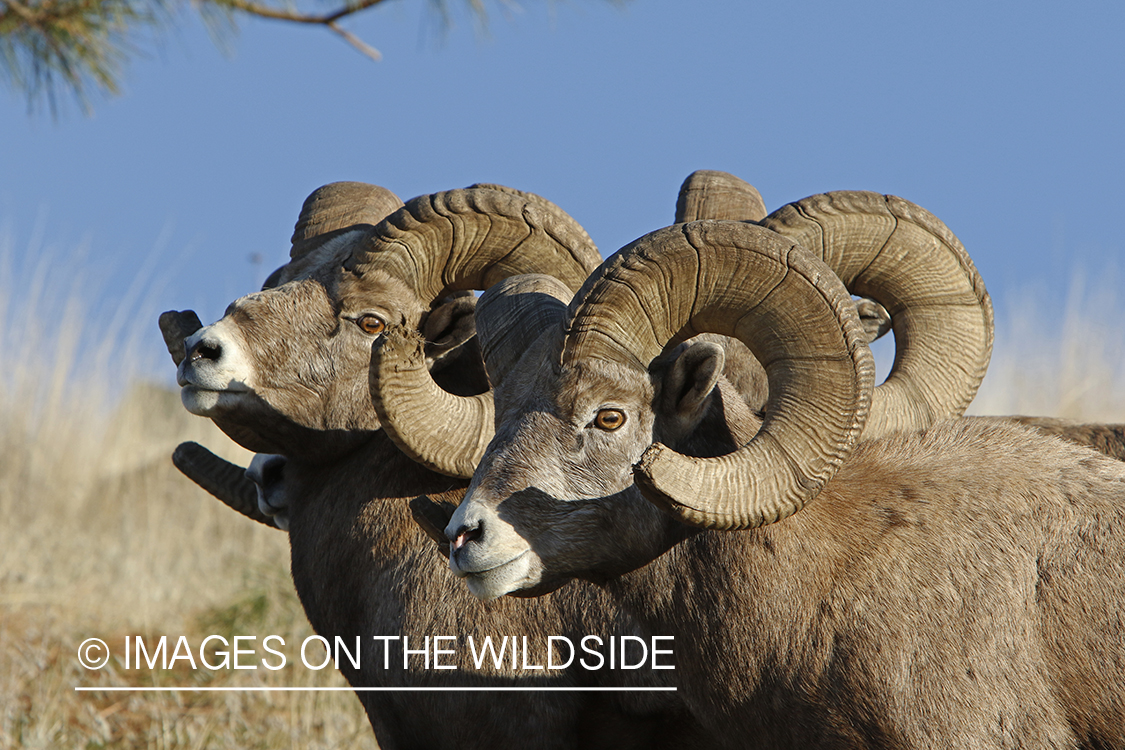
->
(0, 246, 1121, 748)
(0, 247, 378, 749)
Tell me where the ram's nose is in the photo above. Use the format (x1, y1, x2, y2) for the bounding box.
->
(445, 502, 489, 574)
(176, 323, 244, 388)
(185, 335, 224, 365)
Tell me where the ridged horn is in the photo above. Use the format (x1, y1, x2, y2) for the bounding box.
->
(171, 441, 277, 528)
(761, 191, 992, 436)
(468, 183, 596, 249)
(371, 275, 571, 475)
(674, 170, 772, 409)
(290, 182, 404, 260)
(362, 188, 601, 477)
(677, 173, 893, 347)
(563, 220, 875, 531)
(262, 182, 406, 290)
(675, 170, 768, 223)
(370, 326, 495, 478)
(350, 188, 600, 301)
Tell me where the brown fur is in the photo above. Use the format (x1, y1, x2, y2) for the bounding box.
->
(285, 432, 701, 750)
(172, 267, 712, 749)
(609, 416, 1125, 748)
(1006, 416, 1125, 461)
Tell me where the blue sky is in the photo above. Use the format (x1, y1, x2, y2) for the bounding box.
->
(2, 0, 1123, 374)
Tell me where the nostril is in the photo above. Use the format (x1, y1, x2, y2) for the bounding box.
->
(450, 523, 483, 553)
(261, 456, 285, 487)
(188, 339, 223, 363)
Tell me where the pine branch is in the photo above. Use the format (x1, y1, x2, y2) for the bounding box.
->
(0, 0, 512, 114)
(208, 0, 392, 60)
(1, 0, 165, 113)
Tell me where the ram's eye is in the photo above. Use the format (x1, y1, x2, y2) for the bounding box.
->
(356, 315, 386, 335)
(594, 409, 626, 431)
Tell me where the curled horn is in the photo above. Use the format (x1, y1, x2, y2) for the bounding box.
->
(370, 275, 572, 476)
(674, 170, 772, 408)
(350, 187, 600, 300)
(289, 182, 404, 261)
(172, 442, 277, 528)
(678, 172, 896, 349)
(563, 220, 875, 531)
(370, 326, 495, 478)
(761, 191, 992, 436)
(675, 170, 768, 223)
(263, 182, 406, 290)
(364, 188, 601, 477)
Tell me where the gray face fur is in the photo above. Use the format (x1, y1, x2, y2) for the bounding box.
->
(448, 332, 740, 599)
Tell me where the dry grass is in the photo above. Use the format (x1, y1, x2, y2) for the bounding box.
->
(969, 276, 1125, 420)
(0, 237, 377, 749)
(1, 231, 1121, 748)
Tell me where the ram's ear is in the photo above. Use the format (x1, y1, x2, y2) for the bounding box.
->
(659, 340, 725, 440)
(422, 293, 477, 365)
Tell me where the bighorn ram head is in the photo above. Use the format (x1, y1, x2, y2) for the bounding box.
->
(439, 221, 882, 597)
(159, 182, 601, 467)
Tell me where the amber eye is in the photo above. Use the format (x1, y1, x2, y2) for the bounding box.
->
(594, 409, 626, 431)
(356, 315, 386, 335)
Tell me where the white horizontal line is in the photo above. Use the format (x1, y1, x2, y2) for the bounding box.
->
(75, 686, 677, 692)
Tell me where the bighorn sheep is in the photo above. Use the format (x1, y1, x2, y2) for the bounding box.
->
(160, 183, 711, 749)
(371, 216, 1125, 746)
